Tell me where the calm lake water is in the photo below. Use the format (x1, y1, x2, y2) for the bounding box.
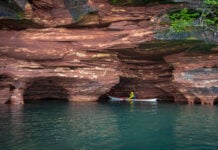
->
(0, 102, 218, 150)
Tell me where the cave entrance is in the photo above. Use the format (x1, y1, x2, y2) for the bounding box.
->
(99, 77, 175, 102)
(23, 77, 69, 103)
(214, 98, 218, 105)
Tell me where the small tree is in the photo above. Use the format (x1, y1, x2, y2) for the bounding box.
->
(169, 0, 218, 33)
(197, 0, 218, 32)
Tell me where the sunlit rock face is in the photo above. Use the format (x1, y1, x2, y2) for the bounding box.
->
(165, 51, 218, 105)
(0, 28, 123, 103)
(0, 30, 180, 104)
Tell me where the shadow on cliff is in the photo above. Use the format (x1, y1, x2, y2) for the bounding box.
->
(214, 98, 218, 105)
(0, 73, 15, 104)
(23, 77, 69, 103)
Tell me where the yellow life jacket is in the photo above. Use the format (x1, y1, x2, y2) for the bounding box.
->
(129, 92, 135, 99)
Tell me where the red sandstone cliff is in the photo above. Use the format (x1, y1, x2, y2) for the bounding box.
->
(0, 0, 217, 105)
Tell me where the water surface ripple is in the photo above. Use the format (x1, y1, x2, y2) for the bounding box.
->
(0, 103, 218, 150)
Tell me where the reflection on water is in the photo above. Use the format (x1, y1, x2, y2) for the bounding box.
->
(0, 103, 218, 150)
(0, 105, 25, 150)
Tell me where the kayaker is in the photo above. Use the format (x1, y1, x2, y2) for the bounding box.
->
(129, 91, 136, 99)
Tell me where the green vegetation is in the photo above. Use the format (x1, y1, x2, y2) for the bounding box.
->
(169, 0, 218, 33)
(169, 8, 198, 32)
(16, 12, 24, 19)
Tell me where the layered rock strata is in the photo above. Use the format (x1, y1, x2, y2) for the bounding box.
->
(0, 0, 217, 105)
(165, 51, 218, 105)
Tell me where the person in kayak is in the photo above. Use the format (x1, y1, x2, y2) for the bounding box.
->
(129, 91, 136, 99)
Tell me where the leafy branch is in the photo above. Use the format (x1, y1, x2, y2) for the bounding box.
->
(169, 0, 218, 33)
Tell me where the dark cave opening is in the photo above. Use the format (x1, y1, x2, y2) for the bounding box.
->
(194, 97, 201, 104)
(25, 98, 69, 103)
(98, 94, 110, 102)
(98, 77, 175, 102)
(214, 98, 218, 105)
(23, 77, 69, 103)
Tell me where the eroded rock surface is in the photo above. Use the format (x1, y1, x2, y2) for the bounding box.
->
(0, 0, 217, 104)
(0, 28, 122, 103)
(165, 51, 218, 105)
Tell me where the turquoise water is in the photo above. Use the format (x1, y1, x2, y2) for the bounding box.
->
(0, 102, 218, 150)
